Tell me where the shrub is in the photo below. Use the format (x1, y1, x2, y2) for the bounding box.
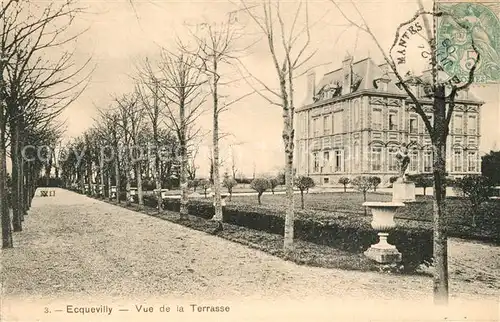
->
(188, 179, 200, 191)
(454, 175, 494, 226)
(199, 179, 211, 198)
(338, 177, 350, 192)
(389, 176, 399, 184)
(294, 176, 315, 209)
(351, 176, 372, 201)
(369, 176, 381, 192)
(269, 177, 279, 194)
(250, 178, 270, 205)
(222, 174, 237, 201)
(408, 174, 433, 196)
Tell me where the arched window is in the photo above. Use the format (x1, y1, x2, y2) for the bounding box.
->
(454, 148, 463, 172)
(423, 149, 432, 173)
(467, 150, 477, 172)
(409, 149, 419, 172)
(371, 145, 382, 171)
(387, 146, 398, 172)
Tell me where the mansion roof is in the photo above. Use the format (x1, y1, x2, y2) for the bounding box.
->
(299, 56, 483, 111)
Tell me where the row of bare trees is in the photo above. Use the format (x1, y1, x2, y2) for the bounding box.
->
(1, 0, 90, 248)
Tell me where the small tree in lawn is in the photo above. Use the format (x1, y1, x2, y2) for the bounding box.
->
(454, 175, 493, 227)
(409, 174, 434, 196)
(200, 179, 211, 199)
(338, 177, 350, 192)
(188, 179, 200, 192)
(369, 176, 381, 192)
(222, 173, 237, 201)
(351, 176, 372, 202)
(269, 177, 279, 194)
(295, 176, 315, 209)
(250, 178, 270, 205)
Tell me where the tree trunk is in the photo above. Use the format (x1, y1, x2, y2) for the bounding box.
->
(19, 155, 25, 221)
(432, 88, 449, 305)
(100, 161, 105, 199)
(0, 124, 13, 248)
(432, 139, 448, 304)
(124, 147, 131, 206)
(136, 163, 143, 206)
(24, 162, 30, 211)
(179, 152, 189, 220)
(257, 192, 261, 205)
(212, 71, 222, 222)
(283, 123, 295, 253)
(344, 185, 347, 192)
(107, 167, 112, 200)
(79, 170, 84, 194)
(154, 155, 163, 212)
(300, 190, 304, 209)
(10, 121, 22, 232)
(115, 153, 120, 203)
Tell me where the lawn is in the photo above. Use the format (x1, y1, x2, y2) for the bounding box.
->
(228, 192, 500, 243)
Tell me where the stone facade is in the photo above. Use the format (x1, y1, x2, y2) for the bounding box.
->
(295, 54, 483, 186)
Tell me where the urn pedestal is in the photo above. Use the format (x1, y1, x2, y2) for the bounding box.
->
(392, 180, 416, 203)
(363, 202, 404, 264)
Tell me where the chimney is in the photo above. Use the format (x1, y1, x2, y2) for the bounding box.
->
(306, 69, 316, 103)
(342, 52, 353, 95)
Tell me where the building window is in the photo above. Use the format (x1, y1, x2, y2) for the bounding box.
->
(454, 114, 463, 134)
(388, 111, 398, 130)
(424, 150, 432, 172)
(333, 111, 342, 134)
(410, 150, 419, 172)
(334, 149, 343, 172)
(454, 149, 462, 172)
(372, 108, 382, 130)
(468, 115, 477, 135)
(313, 118, 320, 137)
(409, 116, 418, 134)
(467, 151, 477, 172)
(323, 151, 330, 172)
(323, 177, 330, 184)
(323, 115, 331, 135)
(313, 153, 319, 173)
(388, 147, 398, 171)
(371, 146, 382, 171)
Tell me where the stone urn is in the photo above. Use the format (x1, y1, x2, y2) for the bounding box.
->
(362, 201, 405, 264)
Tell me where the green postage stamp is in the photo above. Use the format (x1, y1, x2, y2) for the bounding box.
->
(437, 1, 500, 84)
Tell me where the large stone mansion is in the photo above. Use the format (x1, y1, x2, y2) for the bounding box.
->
(295, 54, 483, 185)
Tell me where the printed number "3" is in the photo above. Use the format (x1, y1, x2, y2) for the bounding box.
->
(44, 307, 50, 313)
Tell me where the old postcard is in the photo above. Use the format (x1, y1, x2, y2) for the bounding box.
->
(1, 0, 499, 321)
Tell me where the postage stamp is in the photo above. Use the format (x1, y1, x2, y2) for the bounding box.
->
(437, 1, 500, 84)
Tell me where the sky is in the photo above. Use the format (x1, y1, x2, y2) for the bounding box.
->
(45, 0, 500, 177)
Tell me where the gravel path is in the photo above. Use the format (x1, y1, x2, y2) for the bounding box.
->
(1, 189, 498, 321)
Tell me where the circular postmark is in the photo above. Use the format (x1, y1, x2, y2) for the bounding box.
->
(437, 2, 500, 84)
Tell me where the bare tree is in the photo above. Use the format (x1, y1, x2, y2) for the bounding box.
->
(329, 0, 480, 304)
(180, 18, 254, 226)
(136, 73, 166, 211)
(239, 0, 315, 252)
(141, 49, 206, 220)
(1, 0, 90, 243)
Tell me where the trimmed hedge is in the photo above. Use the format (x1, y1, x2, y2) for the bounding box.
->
(142, 195, 433, 272)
